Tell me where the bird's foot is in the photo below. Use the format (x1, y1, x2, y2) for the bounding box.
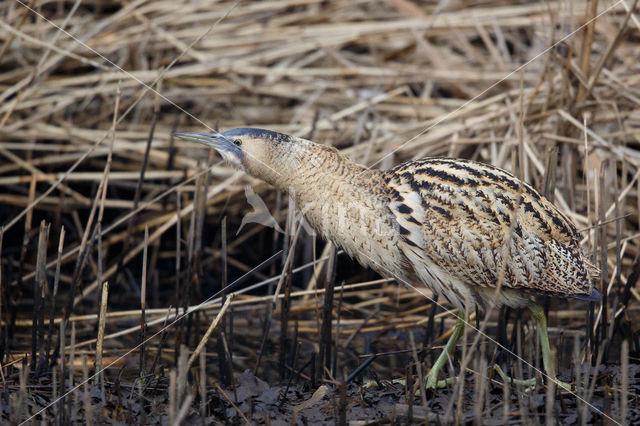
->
(551, 377, 574, 392)
(493, 365, 573, 392)
(363, 378, 405, 389)
(424, 370, 457, 390)
(363, 375, 457, 394)
(493, 365, 537, 392)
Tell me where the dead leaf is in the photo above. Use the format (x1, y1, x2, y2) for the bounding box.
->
(292, 385, 328, 413)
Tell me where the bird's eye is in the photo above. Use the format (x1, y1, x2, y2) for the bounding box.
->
(233, 139, 242, 146)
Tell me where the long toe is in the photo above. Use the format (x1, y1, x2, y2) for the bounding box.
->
(493, 365, 537, 392)
(552, 378, 574, 392)
(425, 371, 439, 390)
(424, 371, 456, 390)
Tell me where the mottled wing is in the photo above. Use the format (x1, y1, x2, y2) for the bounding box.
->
(384, 158, 595, 299)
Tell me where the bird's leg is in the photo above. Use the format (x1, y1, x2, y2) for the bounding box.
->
(529, 304, 573, 391)
(368, 317, 463, 391)
(425, 316, 465, 389)
(493, 306, 573, 391)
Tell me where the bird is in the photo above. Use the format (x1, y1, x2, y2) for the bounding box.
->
(174, 127, 601, 390)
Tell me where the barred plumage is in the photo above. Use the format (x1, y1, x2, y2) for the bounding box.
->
(384, 157, 599, 312)
(174, 127, 601, 390)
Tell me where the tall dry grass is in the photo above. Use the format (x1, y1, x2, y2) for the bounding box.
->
(0, 0, 638, 423)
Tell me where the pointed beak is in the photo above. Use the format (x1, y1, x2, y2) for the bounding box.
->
(173, 130, 244, 168)
(172, 131, 233, 152)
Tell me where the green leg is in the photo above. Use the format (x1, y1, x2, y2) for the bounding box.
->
(529, 304, 573, 392)
(425, 316, 465, 389)
(493, 364, 537, 391)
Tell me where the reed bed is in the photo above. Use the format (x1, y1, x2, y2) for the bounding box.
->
(0, 0, 639, 423)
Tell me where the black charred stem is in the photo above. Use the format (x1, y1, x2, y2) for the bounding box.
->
(346, 354, 376, 384)
(278, 266, 293, 382)
(338, 367, 347, 426)
(319, 246, 337, 380)
(421, 295, 438, 363)
(34, 221, 49, 376)
(254, 301, 274, 377)
(279, 336, 300, 405)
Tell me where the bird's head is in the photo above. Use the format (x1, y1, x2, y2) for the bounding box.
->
(173, 127, 311, 187)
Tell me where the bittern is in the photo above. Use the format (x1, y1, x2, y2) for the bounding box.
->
(174, 128, 601, 390)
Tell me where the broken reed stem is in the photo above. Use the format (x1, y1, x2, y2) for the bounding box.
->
(221, 332, 237, 401)
(187, 295, 234, 369)
(0, 227, 2, 348)
(177, 344, 188, 408)
(338, 367, 347, 426)
(199, 349, 206, 417)
(319, 245, 336, 379)
(148, 307, 172, 378)
(58, 320, 66, 422)
(175, 190, 182, 320)
(219, 217, 229, 385)
(45, 226, 65, 370)
(82, 355, 92, 426)
(168, 369, 177, 425)
(95, 281, 109, 386)
(599, 161, 608, 349)
(140, 225, 148, 378)
(621, 340, 628, 423)
(34, 220, 50, 374)
(69, 321, 75, 401)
